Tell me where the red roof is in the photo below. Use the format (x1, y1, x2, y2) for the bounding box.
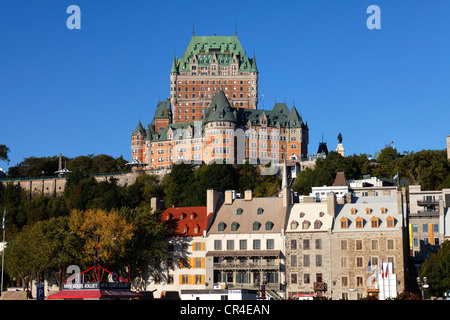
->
(47, 289, 144, 300)
(161, 206, 208, 236)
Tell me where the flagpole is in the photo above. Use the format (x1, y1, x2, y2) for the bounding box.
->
(1, 208, 5, 296)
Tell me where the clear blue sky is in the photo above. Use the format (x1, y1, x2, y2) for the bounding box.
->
(1, 0, 449, 171)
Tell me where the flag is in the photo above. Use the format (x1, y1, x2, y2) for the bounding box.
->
(385, 264, 388, 278)
(366, 259, 371, 274)
(2, 209, 5, 231)
(393, 173, 398, 180)
(381, 263, 384, 278)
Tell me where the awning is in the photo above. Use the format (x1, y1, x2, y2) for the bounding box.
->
(47, 289, 144, 300)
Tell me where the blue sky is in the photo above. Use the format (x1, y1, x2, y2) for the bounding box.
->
(1, 0, 449, 171)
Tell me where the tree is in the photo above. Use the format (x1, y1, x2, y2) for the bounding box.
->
(0, 144, 10, 163)
(5, 216, 80, 287)
(419, 240, 450, 298)
(119, 206, 174, 290)
(67, 208, 135, 270)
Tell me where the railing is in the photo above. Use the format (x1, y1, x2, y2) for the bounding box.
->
(213, 262, 280, 270)
(417, 200, 439, 206)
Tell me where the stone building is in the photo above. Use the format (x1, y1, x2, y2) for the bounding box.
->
(284, 195, 334, 299)
(330, 192, 408, 300)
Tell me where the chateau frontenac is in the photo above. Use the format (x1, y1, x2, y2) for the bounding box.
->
(131, 33, 309, 170)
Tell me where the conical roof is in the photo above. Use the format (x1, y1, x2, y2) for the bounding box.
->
(205, 91, 236, 123)
(133, 121, 145, 135)
(287, 105, 302, 128)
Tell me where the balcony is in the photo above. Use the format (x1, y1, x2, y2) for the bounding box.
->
(213, 261, 280, 270)
(417, 200, 439, 206)
(314, 282, 327, 292)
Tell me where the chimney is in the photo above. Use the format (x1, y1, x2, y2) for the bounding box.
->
(224, 190, 234, 205)
(244, 190, 252, 201)
(151, 197, 165, 211)
(327, 192, 337, 217)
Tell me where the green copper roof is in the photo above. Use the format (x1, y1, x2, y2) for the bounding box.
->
(175, 35, 256, 73)
(133, 121, 145, 135)
(153, 100, 171, 119)
(171, 54, 178, 73)
(204, 91, 236, 123)
(287, 105, 303, 128)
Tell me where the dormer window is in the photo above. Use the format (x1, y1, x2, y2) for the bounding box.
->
(257, 208, 263, 215)
(365, 208, 371, 215)
(340, 217, 348, 229)
(218, 222, 226, 231)
(371, 216, 379, 228)
(236, 208, 243, 215)
(355, 217, 363, 229)
(231, 222, 239, 231)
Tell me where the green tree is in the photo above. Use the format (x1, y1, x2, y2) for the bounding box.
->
(0, 144, 10, 163)
(419, 240, 450, 298)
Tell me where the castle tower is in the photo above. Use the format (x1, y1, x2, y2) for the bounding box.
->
(170, 34, 258, 124)
(204, 90, 236, 164)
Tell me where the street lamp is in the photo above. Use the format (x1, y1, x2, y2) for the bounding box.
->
(416, 277, 428, 300)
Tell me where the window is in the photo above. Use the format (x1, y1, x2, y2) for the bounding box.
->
(291, 255, 297, 267)
(341, 276, 348, 287)
(340, 240, 348, 251)
(257, 207, 263, 215)
(291, 273, 298, 284)
(341, 256, 348, 268)
(303, 239, 310, 250)
(236, 208, 243, 215)
(290, 220, 298, 230)
(291, 239, 297, 250)
(366, 207, 371, 215)
(356, 276, 364, 287)
(214, 240, 222, 250)
(387, 239, 394, 250)
(304, 273, 310, 284)
(340, 217, 348, 229)
(303, 255, 310, 267)
(371, 216, 379, 228)
(265, 221, 273, 230)
(315, 255, 322, 267)
(351, 208, 356, 215)
(253, 239, 261, 250)
(252, 221, 261, 231)
(267, 239, 274, 249)
(231, 222, 239, 231)
(355, 240, 363, 251)
(239, 240, 247, 250)
(386, 216, 394, 228)
(302, 220, 310, 230)
(314, 220, 322, 229)
(356, 257, 364, 268)
(381, 207, 386, 214)
(226, 240, 234, 250)
(218, 222, 225, 231)
(315, 239, 322, 249)
(355, 217, 363, 229)
(371, 240, 378, 251)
